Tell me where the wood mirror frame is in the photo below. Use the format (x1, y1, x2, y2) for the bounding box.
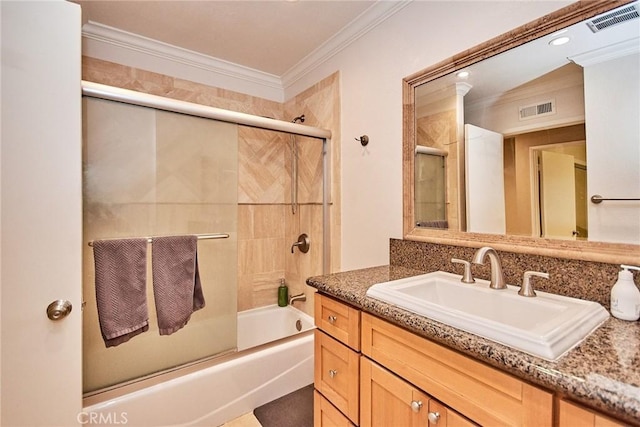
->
(402, 0, 640, 264)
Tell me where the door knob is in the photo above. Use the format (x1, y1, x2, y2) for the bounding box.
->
(46, 299, 72, 321)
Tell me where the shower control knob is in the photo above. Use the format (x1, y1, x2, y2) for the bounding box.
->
(46, 299, 72, 321)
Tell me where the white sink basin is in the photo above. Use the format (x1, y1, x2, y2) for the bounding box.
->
(366, 271, 609, 361)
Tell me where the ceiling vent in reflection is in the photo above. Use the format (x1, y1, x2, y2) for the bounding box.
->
(518, 100, 556, 121)
(586, 3, 639, 33)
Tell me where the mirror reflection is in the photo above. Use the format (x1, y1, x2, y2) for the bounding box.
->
(413, 1, 639, 245)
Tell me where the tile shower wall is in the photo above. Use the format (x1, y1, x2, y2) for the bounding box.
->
(285, 73, 341, 312)
(83, 58, 340, 316)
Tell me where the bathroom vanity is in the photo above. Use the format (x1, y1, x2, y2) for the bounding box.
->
(308, 265, 640, 427)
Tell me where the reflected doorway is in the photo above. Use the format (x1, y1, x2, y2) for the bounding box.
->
(531, 141, 587, 240)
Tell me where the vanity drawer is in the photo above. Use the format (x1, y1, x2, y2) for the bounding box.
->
(314, 390, 355, 427)
(557, 399, 628, 427)
(315, 293, 360, 351)
(315, 329, 360, 425)
(361, 313, 553, 426)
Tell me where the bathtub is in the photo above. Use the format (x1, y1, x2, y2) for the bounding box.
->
(83, 304, 315, 426)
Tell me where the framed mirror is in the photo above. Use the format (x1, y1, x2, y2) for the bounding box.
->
(403, 0, 640, 264)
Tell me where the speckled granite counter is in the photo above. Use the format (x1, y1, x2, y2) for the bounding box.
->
(307, 265, 640, 426)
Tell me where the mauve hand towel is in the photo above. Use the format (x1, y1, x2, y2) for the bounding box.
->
(152, 235, 205, 335)
(93, 238, 149, 348)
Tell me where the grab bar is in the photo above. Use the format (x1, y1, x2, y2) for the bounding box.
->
(88, 233, 229, 246)
(590, 195, 640, 204)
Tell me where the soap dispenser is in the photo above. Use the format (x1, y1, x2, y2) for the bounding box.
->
(610, 264, 640, 321)
(278, 278, 288, 307)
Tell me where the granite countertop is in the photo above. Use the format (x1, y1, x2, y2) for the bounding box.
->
(306, 265, 640, 426)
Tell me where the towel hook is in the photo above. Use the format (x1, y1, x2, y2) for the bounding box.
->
(355, 135, 369, 146)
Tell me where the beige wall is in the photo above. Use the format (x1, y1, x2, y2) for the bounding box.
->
(83, 58, 340, 317)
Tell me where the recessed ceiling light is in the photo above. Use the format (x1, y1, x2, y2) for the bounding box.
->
(549, 36, 571, 46)
(456, 71, 470, 79)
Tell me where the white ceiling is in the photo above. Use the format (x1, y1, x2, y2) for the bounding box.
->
(71, 0, 378, 76)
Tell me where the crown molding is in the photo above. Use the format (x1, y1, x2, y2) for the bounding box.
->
(81, 1, 410, 100)
(281, 0, 412, 90)
(82, 21, 284, 97)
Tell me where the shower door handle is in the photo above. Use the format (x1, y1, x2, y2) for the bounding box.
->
(46, 299, 72, 321)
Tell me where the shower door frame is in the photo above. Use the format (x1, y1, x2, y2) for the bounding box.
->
(81, 80, 333, 275)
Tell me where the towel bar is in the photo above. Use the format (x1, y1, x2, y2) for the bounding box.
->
(88, 233, 230, 246)
(590, 195, 640, 204)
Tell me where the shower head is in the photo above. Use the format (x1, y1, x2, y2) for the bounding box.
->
(291, 115, 305, 124)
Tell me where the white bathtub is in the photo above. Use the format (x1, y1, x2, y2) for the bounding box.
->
(84, 305, 315, 426)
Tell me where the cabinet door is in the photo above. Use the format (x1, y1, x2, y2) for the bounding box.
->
(361, 357, 429, 427)
(558, 399, 627, 427)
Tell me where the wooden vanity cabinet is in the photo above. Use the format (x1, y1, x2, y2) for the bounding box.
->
(314, 293, 635, 427)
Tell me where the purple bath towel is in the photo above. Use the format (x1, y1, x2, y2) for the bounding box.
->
(93, 238, 149, 348)
(152, 235, 205, 335)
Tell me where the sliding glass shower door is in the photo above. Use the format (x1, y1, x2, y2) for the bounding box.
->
(82, 97, 238, 393)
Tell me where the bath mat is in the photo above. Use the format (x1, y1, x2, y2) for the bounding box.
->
(253, 384, 314, 427)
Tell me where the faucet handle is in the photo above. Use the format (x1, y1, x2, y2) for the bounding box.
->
(519, 271, 549, 297)
(451, 258, 475, 284)
(291, 233, 310, 254)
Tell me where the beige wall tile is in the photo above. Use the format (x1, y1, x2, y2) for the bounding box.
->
(238, 205, 254, 240)
(237, 272, 285, 311)
(238, 128, 287, 204)
(252, 204, 286, 239)
(238, 237, 285, 276)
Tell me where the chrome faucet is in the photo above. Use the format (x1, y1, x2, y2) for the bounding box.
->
(289, 293, 307, 305)
(471, 247, 507, 290)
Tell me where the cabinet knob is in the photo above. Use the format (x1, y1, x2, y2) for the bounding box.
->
(428, 412, 440, 424)
(328, 315, 337, 324)
(410, 400, 423, 413)
(328, 369, 337, 378)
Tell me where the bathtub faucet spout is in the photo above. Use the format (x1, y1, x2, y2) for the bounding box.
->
(289, 293, 307, 305)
